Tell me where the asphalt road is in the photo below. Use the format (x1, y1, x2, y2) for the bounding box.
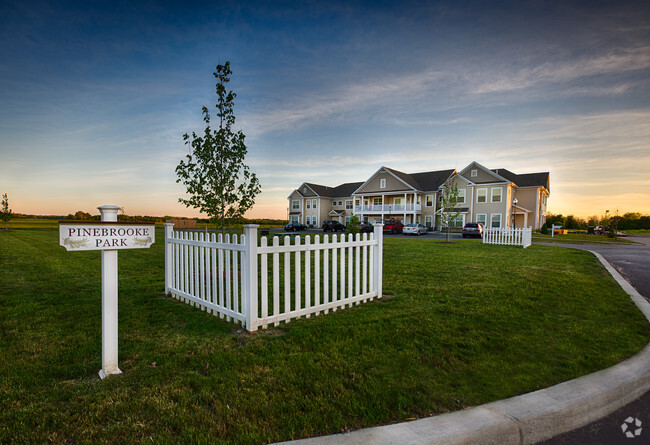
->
(536, 236, 650, 445)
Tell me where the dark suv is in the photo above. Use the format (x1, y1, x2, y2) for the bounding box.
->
(322, 220, 346, 232)
(462, 222, 484, 238)
(284, 222, 307, 232)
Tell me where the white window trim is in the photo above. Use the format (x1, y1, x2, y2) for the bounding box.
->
(477, 188, 487, 203)
(380, 178, 386, 189)
(491, 187, 503, 203)
(312, 199, 317, 208)
(425, 195, 434, 207)
(490, 213, 502, 228)
(292, 200, 300, 210)
(471, 169, 478, 177)
(476, 213, 487, 225)
(306, 200, 311, 209)
(457, 189, 466, 204)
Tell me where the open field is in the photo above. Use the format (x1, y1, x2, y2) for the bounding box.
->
(1, 230, 648, 444)
(3, 218, 284, 232)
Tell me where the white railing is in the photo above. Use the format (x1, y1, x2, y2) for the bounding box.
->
(483, 227, 532, 248)
(354, 204, 422, 213)
(164, 224, 384, 332)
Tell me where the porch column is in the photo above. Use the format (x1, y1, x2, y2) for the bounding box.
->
(413, 192, 417, 224)
(432, 192, 438, 231)
(381, 193, 385, 222)
(403, 192, 407, 221)
(360, 194, 364, 222)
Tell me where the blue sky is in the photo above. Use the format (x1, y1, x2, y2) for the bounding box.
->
(1, 0, 649, 219)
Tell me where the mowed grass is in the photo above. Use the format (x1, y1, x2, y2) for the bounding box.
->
(1, 230, 649, 444)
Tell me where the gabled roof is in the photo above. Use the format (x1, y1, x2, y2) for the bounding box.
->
(409, 169, 456, 191)
(362, 166, 455, 193)
(459, 161, 510, 184)
(492, 169, 550, 192)
(302, 181, 364, 198)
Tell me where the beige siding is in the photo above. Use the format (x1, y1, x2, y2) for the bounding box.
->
(356, 170, 412, 194)
(460, 165, 499, 184)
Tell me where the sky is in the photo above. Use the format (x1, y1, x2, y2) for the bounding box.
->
(1, 0, 649, 220)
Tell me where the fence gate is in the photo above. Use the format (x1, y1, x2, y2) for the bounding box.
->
(164, 224, 384, 332)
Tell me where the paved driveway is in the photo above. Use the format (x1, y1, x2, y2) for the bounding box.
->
(536, 236, 650, 300)
(538, 236, 650, 445)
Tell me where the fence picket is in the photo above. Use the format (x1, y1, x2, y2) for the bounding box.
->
(165, 225, 383, 332)
(261, 236, 268, 328)
(305, 236, 311, 318)
(272, 236, 280, 326)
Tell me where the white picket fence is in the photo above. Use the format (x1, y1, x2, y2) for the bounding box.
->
(163, 224, 384, 332)
(483, 227, 532, 248)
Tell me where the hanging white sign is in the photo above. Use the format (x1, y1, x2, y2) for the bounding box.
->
(59, 222, 155, 251)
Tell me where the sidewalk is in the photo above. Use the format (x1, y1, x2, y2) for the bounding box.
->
(277, 251, 650, 445)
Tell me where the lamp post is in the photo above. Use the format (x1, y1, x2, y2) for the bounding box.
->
(512, 198, 518, 229)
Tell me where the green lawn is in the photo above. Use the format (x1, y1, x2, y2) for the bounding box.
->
(1, 230, 648, 444)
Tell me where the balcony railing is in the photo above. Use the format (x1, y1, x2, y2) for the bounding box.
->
(354, 204, 422, 214)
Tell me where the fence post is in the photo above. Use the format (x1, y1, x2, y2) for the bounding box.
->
(373, 223, 384, 299)
(164, 223, 174, 294)
(243, 224, 260, 332)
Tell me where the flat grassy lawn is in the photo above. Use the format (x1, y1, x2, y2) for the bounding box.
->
(1, 231, 648, 444)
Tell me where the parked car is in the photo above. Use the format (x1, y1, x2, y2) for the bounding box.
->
(383, 219, 404, 234)
(359, 222, 374, 234)
(284, 222, 307, 232)
(322, 220, 346, 232)
(462, 222, 484, 238)
(403, 223, 428, 236)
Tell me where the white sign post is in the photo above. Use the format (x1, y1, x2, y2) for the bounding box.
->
(59, 205, 155, 379)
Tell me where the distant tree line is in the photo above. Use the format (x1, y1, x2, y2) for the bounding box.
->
(545, 212, 650, 230)
(10, 211, 287, 227)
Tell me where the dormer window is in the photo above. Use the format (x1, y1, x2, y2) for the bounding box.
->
(303, 187, 307, 194)
(471, 169, 477, 177)
(380, 178, 386, 189)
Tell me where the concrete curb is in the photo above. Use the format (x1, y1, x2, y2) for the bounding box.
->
(278, 250, 650, 445)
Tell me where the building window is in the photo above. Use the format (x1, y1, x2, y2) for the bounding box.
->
(491, 188, 502, 203)
(471, 169, 478, 177)
(457, 189, 466, 204)
(292, 200, 300, 210)
(306, 200, 311, 209)
(380, 178, 386, 189)
(491, 213, 502, 228)
(476, 214, 487, 225)
(345, 200, 353, 210)
(290, 215, 298, 223)
(425, 195, 434, 207)
(425, 215, 433, 228)
(312, 199, 317, 209)
(477, 188, 487, 203)
(345, 216, 351, 225)
(373, 197, 382, 206)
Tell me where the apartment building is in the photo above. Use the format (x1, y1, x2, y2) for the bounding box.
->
(287, 161, 549, 230)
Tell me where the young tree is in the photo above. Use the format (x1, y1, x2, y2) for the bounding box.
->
(1, 193, 12, 230)
(176, 62, 261, 236)
(438, 179, 462, 242)
(346, 214, 360, 235)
